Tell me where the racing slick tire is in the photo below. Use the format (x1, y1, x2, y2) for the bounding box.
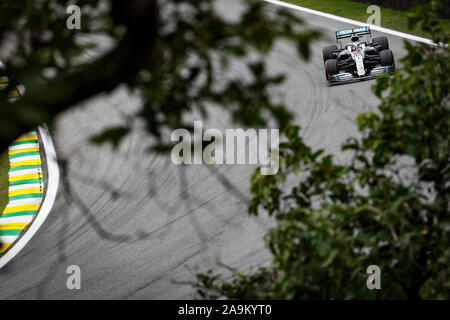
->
(373, 36, 389, 50)
(380, 49, 394, 66)
(323, 45, 338, 62)
(325, 59, 338, 80)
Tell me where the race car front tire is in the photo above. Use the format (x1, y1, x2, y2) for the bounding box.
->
(323, 45, 338, 62)
(380, 49, 394, 66)
(325, 59, 338, 80)
(373, 36, 389, 50)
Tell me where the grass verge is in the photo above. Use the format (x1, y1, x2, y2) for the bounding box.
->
(281, 0, 450, 38)
(0, 152, 9, 215)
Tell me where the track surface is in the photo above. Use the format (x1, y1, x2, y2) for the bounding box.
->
(0, 0, 409, 299)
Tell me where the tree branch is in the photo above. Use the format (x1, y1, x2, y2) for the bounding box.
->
(0, 0, 159, 152)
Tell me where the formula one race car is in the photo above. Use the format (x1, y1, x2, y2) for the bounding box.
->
(323, 26, 395, 84)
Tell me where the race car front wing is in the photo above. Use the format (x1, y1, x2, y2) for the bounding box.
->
(329, 65, 395, 84)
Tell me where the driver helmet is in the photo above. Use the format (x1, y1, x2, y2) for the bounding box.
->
(351, 35, 360, 42)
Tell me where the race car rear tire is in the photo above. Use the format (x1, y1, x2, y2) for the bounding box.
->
(380, 50, 394, 66)
(323, 45, 338, 62)
(325, 59, 338, 80)
(373, 36, 389, 50)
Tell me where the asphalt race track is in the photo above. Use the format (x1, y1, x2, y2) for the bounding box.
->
(0, 0, 410, 299)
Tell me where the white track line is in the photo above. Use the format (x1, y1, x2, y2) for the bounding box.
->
(0, 236, 18, 244)
(9, 143, 40, 151)
(9, 184, 43, 191)
(7, 199, 43, 206)
(0, 216, 34, 225)
(264, 0, 436, 45)
(9, 155, 41, 163)
(9, 169, 41, 177)
(0, 125, 60, 269)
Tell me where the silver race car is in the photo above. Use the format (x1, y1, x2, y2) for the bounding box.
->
(323, 26, 395, 84)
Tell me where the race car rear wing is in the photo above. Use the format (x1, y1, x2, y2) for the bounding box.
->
(335, 26, 371, 40)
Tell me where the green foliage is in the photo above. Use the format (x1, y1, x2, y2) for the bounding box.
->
(0, 0, 320, 152)
(283, 0, 450, 38)
(0, 151, 9, 214)
(91, 126, 130, 148)
(195, 1, 449, 300)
